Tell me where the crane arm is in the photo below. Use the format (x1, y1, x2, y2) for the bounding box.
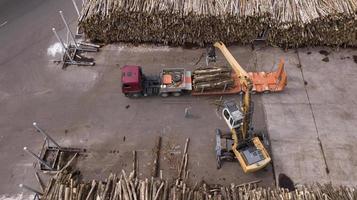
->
(213, 42, 250, 79)
(213, 41, 252, 140)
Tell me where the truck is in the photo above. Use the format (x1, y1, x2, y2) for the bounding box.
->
(121, 43, 287, 98)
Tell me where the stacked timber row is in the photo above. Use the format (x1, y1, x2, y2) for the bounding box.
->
(41, 169, 357, 200)
(193, 66, 234, 92)
(79, 0, 357, 48)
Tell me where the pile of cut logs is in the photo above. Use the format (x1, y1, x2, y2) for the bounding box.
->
(38, 137, 357, 200)
(40, 168, 357, 200)
(78, 0, 357, 48)
(193, 66, 234, 92)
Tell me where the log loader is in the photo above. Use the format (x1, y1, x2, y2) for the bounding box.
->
(214, 42, 271, 173)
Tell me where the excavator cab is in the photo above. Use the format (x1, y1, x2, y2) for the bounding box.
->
(222, 100, 244, 130)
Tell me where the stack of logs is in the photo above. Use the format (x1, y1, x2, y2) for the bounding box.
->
(78, 0, 357, 48)
(38, 137, 357, 200)
(40, 170, 357, 200)
(193, 66, 234, 92)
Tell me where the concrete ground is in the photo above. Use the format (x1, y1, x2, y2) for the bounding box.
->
(62, 44, 274, 185)
(0, 0, 273, 197)
(257, 47, 357, 186)
(0, 0, 356, 198)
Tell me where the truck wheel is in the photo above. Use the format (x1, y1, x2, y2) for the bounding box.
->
(130, 93, 141, 98)
(160, 93, 169, 98)
(172, 92, 181, 97)
(216, 156, 222, 169)
(221, 132, 232, 139)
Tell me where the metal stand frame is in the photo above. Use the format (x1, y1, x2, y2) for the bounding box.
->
(23, 122, 84, 173)
(52, 10, 100, 68)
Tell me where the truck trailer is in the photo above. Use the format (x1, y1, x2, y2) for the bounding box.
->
(121, 44, 287, 98)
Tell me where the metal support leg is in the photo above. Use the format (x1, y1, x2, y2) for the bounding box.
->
(71, 0, 80, 17)
(184, 107, 191, 118)
(52, 28, 73, 62)
(223, 83, 228, 92)
(23, 147, 53, 170)
(200, 86, 204, 94)
(33, 122, 61, 148)
(59, 11, 78, 48)
(19, 184, 43, 195)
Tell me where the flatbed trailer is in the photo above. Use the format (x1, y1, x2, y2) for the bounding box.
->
(191, 59, 286, 96)
(121, 59, 286, 97)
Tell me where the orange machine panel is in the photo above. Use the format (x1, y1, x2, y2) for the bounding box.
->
(162, 74, 172, 85)
(249, 58, 287, 93)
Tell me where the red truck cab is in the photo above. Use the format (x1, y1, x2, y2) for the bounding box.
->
(121, 65, 143, 96)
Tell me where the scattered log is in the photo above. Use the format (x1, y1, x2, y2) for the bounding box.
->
(151, 136, 161, 178)
(35, 136, 357, 200)
(133, 151, 137, 178)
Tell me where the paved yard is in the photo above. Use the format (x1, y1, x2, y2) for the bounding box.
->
(257, 47, 357, 186)
(0, 0, 356, 199)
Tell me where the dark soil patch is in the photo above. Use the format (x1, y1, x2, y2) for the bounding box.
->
(340, 56, 350, 60)
(353, 55, 357, 64)
(322, 57, 329, 62)
(307, 51, 312, 55)
(319, 50, 330, 56)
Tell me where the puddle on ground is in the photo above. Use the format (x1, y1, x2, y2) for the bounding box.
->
(353, 55, 357, 64)
(278, 173, 295, 191)
(322, 57, 329, 62)
(319, 50, 329, 56)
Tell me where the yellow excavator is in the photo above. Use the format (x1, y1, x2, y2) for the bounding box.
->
(214, 42, 271, 173)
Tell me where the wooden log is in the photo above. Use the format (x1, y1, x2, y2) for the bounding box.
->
(193, 68, 231, 75)
(192, 72, 231, 84)
(151, 137, 161, 178)
(65, 187, 70, 200)
(178, 138, 190, 179)
(133, 151, 137, 178)
(194, 79, 234, 91)
(85, 180, 96, 200)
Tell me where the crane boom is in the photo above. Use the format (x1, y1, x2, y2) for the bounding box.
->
(213, 42, 250, 79)
(213, 42, 252, 140)
(214, 41, 271, 173)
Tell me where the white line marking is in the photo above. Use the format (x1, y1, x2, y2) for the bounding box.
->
(0, 21, 7, 28)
